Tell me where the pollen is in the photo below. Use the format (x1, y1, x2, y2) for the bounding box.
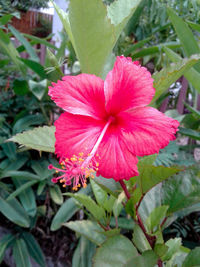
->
(48, 152, 99, 190)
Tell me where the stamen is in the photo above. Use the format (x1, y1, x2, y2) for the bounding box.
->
(49, 117, 113, 190)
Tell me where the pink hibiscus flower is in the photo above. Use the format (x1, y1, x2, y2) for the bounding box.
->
(48, 56, 179, 190)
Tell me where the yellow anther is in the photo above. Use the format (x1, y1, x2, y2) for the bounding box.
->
(78, 158, 84, 162)
(91, 175, 94, 179)
(61, 162, 64, 165)
(79, 152, 84, 157)
(78, 184, 81, 187)
(56, 170, 59, 173)
(87, 153, 91, 156)
(83, 183, 87, 188)
(62, 184, 66, 188)
(71, 157, 77, 162)
(96, 162, 99, 167)
(61, 166, 65, 169)
(65, 158, 69, 162)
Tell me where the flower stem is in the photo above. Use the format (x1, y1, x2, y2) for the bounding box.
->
(119, 180, 130, 199)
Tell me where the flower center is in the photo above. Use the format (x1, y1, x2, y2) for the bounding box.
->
(48, 117, 113, 190)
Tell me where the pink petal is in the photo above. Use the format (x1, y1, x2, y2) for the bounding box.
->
(54, 112, 105, 159)
(104, 56, 155, 115)
(49, 74, 106, 120)
(118, 107, 179, 156)
(97, 128, 139, 181)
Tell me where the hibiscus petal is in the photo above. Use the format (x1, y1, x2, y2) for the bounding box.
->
(104, 56, 155, 114)
(118, 107, 179, 156)
(97, 131, 139, 181)
(49, 74, 106, 120)
(55, 112, 105, 159)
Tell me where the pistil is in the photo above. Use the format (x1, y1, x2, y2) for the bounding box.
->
(49, 117, 113, 190)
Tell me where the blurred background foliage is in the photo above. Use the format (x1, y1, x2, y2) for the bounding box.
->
(0, 0, 200, 266)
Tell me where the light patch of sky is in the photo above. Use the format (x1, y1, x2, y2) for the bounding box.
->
(39, 2, 54, 15)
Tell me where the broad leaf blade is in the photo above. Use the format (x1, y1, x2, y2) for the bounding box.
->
(9, 126, 55, 152)
(64, 220, 106, 245)
(93, 235, 138, 267)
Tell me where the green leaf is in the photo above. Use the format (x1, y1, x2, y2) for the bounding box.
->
(0, 195, 30, 228)
(186, 20, 200, 33)
(183, 247, 200, 267)
(6, 180, 37, 201)
(90, 178, 107, 207)
(13, 79, 29, 96)
(22, 232, 46, 267)
(113, 191, 124, 218)
(50, 186, 91, 231)
(45, 48, 64, 82)
(23, 33, 58, 50)
(163, 47, 200, 93)
(146, 205, 168, 233)
(94, 175, 120, 198)
(11, 178, 37, 217)
(162, 167, 200, 215)
(93, 235, 138, 267)
(58, 0, 141, 76)
(132, 224, 151, 253)
(135, 160, 181, 198)
(154, 244, 168, 258)
(110, 217, 134, 230)
(0, 170, 40, 180)
(66, 193, 106, 221)
(163, 238, 182, 261)
(178, 127, 200, 141)
(125, 250, 158, 267)
(0, 31, 26, 74)
(72, 236, 96, 267)
(64, 220, 106, 245)
(28, 79, 47, 100)
(167, 7, 200, 72)
(9, 126, 56, 152)
(152, 55, 200, 103)
(49, 185, 63, 205)
(8, 25, 39, 62)
(13, 239, 31, 267)
(18, 58, 47, 79)
(0, 234, 15, 263)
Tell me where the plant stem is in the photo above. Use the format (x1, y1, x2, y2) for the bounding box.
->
(119, 180, 130, 199)
(119, 179, 163, 266)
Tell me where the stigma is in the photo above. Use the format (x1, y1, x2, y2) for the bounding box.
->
(48, 152, 99, 190)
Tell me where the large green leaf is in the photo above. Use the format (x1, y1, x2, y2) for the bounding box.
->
(151, 55, 200, 103)
(13, 239, 31, 267)
(54, 0, 141, 76)
(9, 126, 55, 152)
(167, 7, 200, 72)
(163, 47, 200, 93)
(135, 157, 181, 197)
(51, 186, 91, 231)
(64, 220, 106, 245)
(0, 194, 30, 228)
(22, 232, 46, 267)
(182, 247, 200, 267)
(93, 235, 138, 267)
(162, 167, 200, 215)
